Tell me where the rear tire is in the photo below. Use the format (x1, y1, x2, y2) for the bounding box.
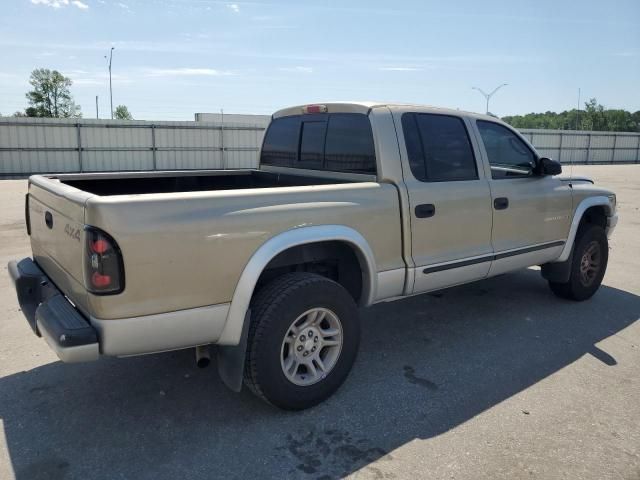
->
(243, 272, 360, 410)
(548, 224, 608, 301)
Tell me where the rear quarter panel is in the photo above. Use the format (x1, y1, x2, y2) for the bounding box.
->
(85, 182, 403, 319)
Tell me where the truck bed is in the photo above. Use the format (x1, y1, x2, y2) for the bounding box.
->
(58, 170, 350, 196)
(27, 169, 403, 322)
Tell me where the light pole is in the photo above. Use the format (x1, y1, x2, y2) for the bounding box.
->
(105, 47, 115, 119)
(472, 83, 508, 114)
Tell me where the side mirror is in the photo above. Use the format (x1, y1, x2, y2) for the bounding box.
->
(538, 157, 562, 176)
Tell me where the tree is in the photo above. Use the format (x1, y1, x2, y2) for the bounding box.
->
(582, 98, 606, 131)
(632, 111, 640, 132)
(113, 105, 133, 120)
(24, 68, 81, 118)
(502, 99, 639, 132)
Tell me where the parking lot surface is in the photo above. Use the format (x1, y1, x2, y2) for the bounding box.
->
(0, 165, 639, 480)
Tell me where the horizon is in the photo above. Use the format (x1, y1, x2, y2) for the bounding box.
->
(1, 0, 639, 120)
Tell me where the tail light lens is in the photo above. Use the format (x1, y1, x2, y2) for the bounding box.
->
(84, 227, 124, 294)
(302, 104, 328, 114)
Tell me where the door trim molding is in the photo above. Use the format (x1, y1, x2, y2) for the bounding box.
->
(422, 240, 565, 274)
(423, 254, 493, 274)
(494, 240, 565, 260)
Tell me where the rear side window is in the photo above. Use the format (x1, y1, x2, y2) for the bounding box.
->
(324, 114, 376, 173)
(261, 113, 376, 174)
(402, 113, 478, 182)
(476, 120, 536, 179)
(299, 120, 326, 169)
(260, 115, 300, 167)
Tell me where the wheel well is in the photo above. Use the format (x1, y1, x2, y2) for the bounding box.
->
(256, 241, 364, 303)
(580, 206, 607, 231)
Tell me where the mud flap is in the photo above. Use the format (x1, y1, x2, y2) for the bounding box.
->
(217, 309, 251, 392)
(541, 250, 573, 283)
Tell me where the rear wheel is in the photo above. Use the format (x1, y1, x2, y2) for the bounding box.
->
(549, 224, 608, 301)
(243, 272, 360, 410)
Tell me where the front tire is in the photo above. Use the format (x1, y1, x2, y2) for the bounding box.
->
(549, 224, 608, 301)
(243, 272, 360, 410)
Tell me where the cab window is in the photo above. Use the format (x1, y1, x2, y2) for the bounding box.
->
(261, 113, 376, 174)
(476, 120, 536, 179)
(402, 113, 478, 182)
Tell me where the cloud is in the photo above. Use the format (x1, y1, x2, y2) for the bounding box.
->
(31, 0, 88, 9)
(69, 77, 103, 85)
(379, 66, 423, 72)
(0, 72, 21, 80)
(251, 15, 276, 21)
(64, 70, 131, 85)
(181, 32, 211, 40)
(144, 68, 234, 77)
(278, 66, 313, 74)
(31, 0, 68, 7)
(226, 3, 240, 13)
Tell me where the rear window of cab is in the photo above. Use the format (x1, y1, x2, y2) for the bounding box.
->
(261, 113, 376, 174)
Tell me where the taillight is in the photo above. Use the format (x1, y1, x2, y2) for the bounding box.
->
(302, 104, 328, 114)
(84, 227, 124, 295)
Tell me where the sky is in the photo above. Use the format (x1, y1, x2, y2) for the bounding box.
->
(0, 0, 638, 120)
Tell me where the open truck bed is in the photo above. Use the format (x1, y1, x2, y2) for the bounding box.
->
(56, 169, 351, 196)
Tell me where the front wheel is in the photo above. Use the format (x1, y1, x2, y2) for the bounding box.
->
(549, 224, 609, 301)
(243, 272, 360, 410)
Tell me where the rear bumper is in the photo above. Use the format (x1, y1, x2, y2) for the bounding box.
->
(8, 258, 99, 363)
(9, 257, 232, 360)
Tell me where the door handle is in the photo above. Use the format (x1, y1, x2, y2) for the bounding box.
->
(45, 211, 53, 229)
(415, 203, 436, 218)
(493, 197, 509, 210)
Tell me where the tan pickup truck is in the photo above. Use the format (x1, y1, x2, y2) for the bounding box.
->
(9, 102, 618, 409)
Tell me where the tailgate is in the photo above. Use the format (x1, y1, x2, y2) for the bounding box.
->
(27, 175, 94, 313)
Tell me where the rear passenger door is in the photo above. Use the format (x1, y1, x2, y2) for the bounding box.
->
(398, 112, 494, 294)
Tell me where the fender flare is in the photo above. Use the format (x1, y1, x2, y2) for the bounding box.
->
(554, 196, 614, 263)
(216, 225, 378, 346)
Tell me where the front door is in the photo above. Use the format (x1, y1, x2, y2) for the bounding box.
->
(473, 120, 572, 275)
(397, 112, 494, 294)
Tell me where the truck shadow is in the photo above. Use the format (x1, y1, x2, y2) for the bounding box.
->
(0, 269, 638, 480)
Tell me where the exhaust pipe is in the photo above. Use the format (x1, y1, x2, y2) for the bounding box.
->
(195, 345, 211, 369)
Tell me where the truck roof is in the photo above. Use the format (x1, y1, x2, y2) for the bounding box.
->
(273, 101, 500, 122)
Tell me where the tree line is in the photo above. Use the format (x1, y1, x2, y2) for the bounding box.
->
(7, 68, 133, 120)
(502, 98, 640, 132)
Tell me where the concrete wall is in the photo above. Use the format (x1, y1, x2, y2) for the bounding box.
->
(0, 117, 265, 175)
(1, 116, 638, 175)
(194, 112, 271, 127)
(520, 129, 640, 165)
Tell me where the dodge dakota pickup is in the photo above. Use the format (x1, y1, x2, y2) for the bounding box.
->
(9, 102, 618, 409)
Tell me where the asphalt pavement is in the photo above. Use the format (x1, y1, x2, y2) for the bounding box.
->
(0, 165, 638, 480)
